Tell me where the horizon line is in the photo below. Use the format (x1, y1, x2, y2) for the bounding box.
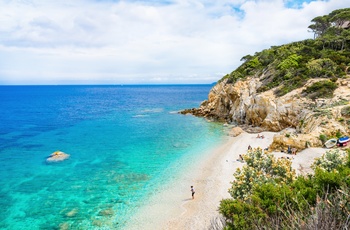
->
(0, 83, 217, 86)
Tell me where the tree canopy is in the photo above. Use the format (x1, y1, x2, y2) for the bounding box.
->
(220, 8, 350, 97)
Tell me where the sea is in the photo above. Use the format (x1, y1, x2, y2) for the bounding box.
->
(0, 85, 227, 229)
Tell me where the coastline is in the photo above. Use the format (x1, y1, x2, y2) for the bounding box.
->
(123, 131, 327, 230)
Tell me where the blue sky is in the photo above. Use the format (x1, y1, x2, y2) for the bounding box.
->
(0, 0, 349, 85)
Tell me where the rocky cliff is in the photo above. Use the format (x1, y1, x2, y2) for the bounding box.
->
(181, 77, 350, 151)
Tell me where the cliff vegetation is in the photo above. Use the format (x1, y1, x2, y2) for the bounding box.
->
(221, 8, 350, 97)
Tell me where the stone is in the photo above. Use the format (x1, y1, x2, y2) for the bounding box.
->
(46, 151, 70, 163)
(65, 208, 78, 217)
(98, 208, 114, 216)
(230, 127, 243, 137)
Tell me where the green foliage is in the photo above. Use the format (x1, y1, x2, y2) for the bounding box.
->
(219, 8, 350, 97)
(251, 183, 295, 215)
(278, 54, 302, 70)
(341, 106, 350, 117)
(329, 99, 349, 108)
(313, 168, 344, 193)
(319, 134, 328, 143)
(302, 80, 338, 99)
(219, 199, 266, 229)
(336, 129, 342, 138)
(312, 149, 348, 172)
(229, 148, 295, 200)
(219, 148, 350, 229)
(306, 58, 337, 78)
(291, 175, 317, 206)
(313, 108, 332, 118)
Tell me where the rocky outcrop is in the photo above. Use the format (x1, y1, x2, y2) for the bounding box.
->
(181, 77, 350, 150)
(46, 150, 70, 163)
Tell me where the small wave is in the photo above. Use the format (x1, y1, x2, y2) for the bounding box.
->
(140, 108, 164, 113)
(169, 111, 179, 114)
(132, 114, 150, 118)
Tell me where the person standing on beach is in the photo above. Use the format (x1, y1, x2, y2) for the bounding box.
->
(191, 186, 195, 199)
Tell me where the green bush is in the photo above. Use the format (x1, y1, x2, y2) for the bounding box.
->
(319, 134, 328, 143)
(341, 106, 350, 117)
(251, 183, 295, 215)
(291, 175, 317, 206)
(336, 129, 342, 138)
(229, 148, 295, 200)
(219, 147, 350, 229)
(314, 168, 343, 194)
(312, 149, 348, 172)
(302, 80, 338, 99)
(219, 199, 266, 229)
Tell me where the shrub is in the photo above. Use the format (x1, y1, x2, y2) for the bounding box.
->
(229, 148, 295, 200)
(319, 134, 328, 143)
(292, 175, 317, 206)
(341, 106, 350, 117)
(312, 149, 347, 172)
(219, 147, 350, 230)
(306, 58, 337, 78)
(219, 199, 266, 229)
(313, 168, 343, 194)
(336, 129, 342, 138)
(302, 80, 338, 99)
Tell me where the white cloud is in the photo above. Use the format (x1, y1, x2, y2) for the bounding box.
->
(0, 0, 349, 84)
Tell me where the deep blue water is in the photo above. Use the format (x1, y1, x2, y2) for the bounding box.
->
(0, 85, 225, 229)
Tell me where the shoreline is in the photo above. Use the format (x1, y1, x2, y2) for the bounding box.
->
(123, 131, 327, 230)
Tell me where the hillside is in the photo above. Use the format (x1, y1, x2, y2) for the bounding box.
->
(181, 8, 350, 151)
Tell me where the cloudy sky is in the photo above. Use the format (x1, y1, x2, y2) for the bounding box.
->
(0, 0, 349, 85)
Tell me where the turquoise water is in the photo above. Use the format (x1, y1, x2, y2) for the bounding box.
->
(0, 85, 225, 229)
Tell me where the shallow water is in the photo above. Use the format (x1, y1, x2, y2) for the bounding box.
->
(0, 85, 225, 229)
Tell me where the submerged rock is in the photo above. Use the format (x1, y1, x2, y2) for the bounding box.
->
(46, 151, 70, 163)
(65, 208, 78, 217)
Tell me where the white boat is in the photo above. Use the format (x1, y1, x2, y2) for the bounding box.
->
(324, 138, 337, 148)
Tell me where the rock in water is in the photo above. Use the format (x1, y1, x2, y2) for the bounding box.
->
(46, 150, 70, 163)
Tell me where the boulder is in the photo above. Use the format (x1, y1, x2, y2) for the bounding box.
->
(46, 151, 70, 163)
(269, 128, 322, 152)
(229, 127, 243, 137)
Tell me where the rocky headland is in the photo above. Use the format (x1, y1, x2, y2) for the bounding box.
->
(181, 77, 350, 152)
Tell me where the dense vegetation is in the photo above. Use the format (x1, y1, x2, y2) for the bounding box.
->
(217, 148, 350, 230)
(220, 8, 350, 97)
(302, 80, 338, 99)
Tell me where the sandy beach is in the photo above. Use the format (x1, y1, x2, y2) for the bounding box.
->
(124, 131, 327, 230)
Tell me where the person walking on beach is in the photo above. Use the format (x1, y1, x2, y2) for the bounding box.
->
(191, 186, 195, 199)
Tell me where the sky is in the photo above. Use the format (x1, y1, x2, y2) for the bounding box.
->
(0, 0, 349, 85)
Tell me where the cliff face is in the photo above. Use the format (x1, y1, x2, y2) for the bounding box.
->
(181, 77, 350, 149)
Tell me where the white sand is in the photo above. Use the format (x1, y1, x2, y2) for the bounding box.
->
(123, 131, 327, 230)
